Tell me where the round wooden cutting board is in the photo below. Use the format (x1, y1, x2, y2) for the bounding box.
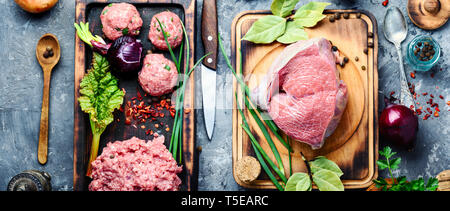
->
(247, 42, 365, 159)
(407, 0, 450, 30)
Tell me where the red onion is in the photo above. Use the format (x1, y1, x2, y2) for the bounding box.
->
(91, 35, 143, 73)
(379, 97, 419, 150)
(107, 36, 143, 73)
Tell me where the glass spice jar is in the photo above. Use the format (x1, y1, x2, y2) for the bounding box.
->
(406, 35, 441, 72)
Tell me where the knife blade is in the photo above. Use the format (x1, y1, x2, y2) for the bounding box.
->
(201, 0, 218, 140)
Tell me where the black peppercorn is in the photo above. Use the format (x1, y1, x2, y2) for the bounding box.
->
(332, 46, 338, 51)
(343, 13, 349, 19)
(329, 16, 335, 22)
(335, 12, 341, 19)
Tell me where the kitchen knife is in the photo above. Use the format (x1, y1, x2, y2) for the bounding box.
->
(201, 0, 218, 140)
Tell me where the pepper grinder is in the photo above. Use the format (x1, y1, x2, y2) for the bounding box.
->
(7, 170, 52, 191)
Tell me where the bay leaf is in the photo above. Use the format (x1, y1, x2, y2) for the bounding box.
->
(271, 0, 300, 18)
(285, 172, 311, 191)
(242, 15, 286, 44)
(310, 156, 344, 177)
(276, 21, 308, 44)
(293, 10, 326, 28)
(312, 169, 345, 191)
(297, 2, 331, 13)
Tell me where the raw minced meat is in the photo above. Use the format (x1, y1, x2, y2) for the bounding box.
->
(148, 11, 183, 50)
(138, 53, 179, 96)
(89, 136, 182, 191)
(100, 3, 143, 41)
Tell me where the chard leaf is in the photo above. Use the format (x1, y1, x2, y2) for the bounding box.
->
(312, 169, 344, 191)
(242, 15, 286, 44)
(285, 172, 311, 191)
(310, 156, 344, 177)
(78, 52, 124, 134)
(271, 0, 300, 17)
(276, 21, 308, 44)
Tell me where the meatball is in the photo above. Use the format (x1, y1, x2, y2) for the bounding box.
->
(138, 54, 178, 96)
(100, 3, 143, 41)
(148, 11, 183, 50)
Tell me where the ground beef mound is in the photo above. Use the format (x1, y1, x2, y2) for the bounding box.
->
(89, 136, 182, 191)
(148, 11, 183, 50)
(100, 3, 143, 40)
(138, 53, 178, 96)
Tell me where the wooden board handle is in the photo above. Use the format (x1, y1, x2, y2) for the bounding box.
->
(38, 69, 51, 165)
(201, 0, 218, 70)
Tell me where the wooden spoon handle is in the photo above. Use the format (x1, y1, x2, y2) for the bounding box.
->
(38, 69, 51, 165)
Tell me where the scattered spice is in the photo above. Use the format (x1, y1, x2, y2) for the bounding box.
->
(361, 65, 366, 70)
(434, 111, 439, 117)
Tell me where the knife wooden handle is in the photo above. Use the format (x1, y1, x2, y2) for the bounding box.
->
(201, 0, 218, 70)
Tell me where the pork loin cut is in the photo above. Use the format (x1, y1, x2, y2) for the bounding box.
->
(251, 37, 348, 149)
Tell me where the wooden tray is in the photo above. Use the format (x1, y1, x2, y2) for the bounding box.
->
(73, 0, 197, 191)
(231, 10, 379, 189)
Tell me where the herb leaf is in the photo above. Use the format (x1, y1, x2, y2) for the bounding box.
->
(293, 2, 330, 27)
(276, 21, 308, 44)
(312, 169, 344, 191)
(122, 27, 129, 35)
(285, 172, 311, 191)
(376, 159, 389, 170)
(297, 2, 330, 13)
(293, 10, 326, 27)
(309, 156, 343, 177)
(271, 0, 300, 17)
(425, 178, 439, 191)
(242, 15, 286, 44)
(389, 157, 401, 170)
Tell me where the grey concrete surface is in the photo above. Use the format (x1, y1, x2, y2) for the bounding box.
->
(0, 0, 448, 191)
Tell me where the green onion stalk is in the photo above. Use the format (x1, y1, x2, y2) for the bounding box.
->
(156, 18, 210, 163)
(218, 34, 293, 189)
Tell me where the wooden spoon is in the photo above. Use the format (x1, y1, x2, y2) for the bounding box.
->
(35, 33, 60, 165)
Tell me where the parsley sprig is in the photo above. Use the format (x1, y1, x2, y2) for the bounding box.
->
(373, 147, 439, 191)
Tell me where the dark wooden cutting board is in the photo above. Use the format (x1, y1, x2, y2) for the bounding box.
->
(73, 0, 196, 191)
(231, 10, 379, 189)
